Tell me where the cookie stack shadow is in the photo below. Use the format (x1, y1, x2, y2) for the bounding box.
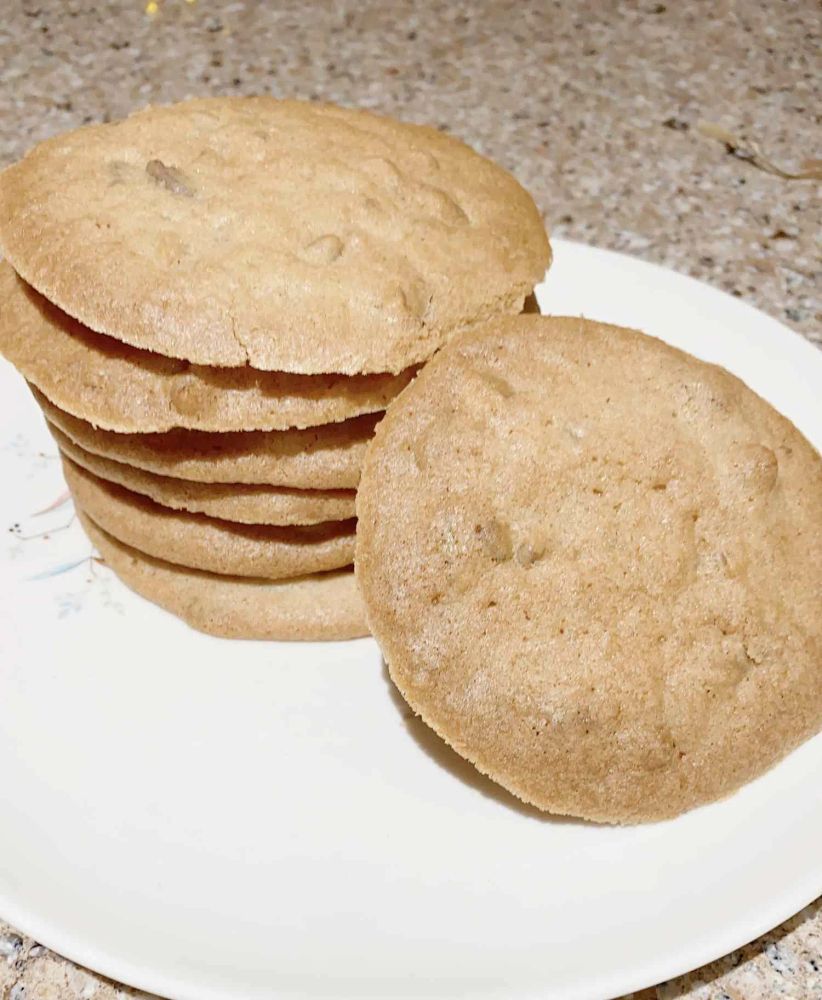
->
(0, 263, 425, 639)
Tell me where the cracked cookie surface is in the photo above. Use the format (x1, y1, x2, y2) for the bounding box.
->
(0, 97, 550, 374)
(0, 263, 415, 432)
(356, 315, 822, 823)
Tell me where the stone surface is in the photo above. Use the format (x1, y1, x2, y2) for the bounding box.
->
(0, 0, 819, 343)
(0, 0, 819, 997)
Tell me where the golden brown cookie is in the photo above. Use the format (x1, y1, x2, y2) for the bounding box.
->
(0, 97, 550, 374)
(0, 264, 414, 432)
(79, 512, 368, 641)
(65, 457, 355, 580)
(52, 425, 355, 525)
(356, 315, 822, 823)
(36, 388, 376, 488)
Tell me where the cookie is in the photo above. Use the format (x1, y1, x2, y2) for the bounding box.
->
(0, 264, 414, 432)
(356, 315, 822, 823)
(64, 457, 355, 580)
(79, 512, 368, 641)
(53, 426, 355, 525)
(0, 97, 550, 374)
(36, 388, 375, 488)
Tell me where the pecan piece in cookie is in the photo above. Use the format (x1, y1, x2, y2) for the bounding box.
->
(146, 159, 193, 197)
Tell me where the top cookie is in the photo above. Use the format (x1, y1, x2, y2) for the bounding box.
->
(356, 315, 822, 823)
(0, 98, 550, 375)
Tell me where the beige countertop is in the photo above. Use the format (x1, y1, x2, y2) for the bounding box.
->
(0, 1, 819, 998)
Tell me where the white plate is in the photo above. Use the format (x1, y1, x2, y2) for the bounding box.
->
(0, 240, 820, 1000)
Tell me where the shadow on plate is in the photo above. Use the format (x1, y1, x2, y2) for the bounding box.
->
(380, 659, 592, 827)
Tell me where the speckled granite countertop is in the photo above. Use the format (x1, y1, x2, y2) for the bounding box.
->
(0, 1, 819, 998)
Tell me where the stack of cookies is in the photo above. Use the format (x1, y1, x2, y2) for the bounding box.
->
(0, 97, 550, 640)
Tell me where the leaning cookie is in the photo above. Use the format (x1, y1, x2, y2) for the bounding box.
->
(356, 315, 822, 824)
